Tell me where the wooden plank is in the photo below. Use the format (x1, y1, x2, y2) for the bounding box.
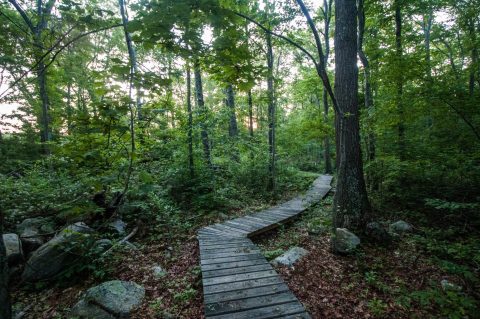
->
(204, 283, 290, 304)
(200, 243, 257, 251)
(199, 238, 251, 246)
(203, 269, 278, 286)
(202, 264, 273, 279)
(223, 221, 258, 232)
(205, 291, 298, 316)
(203, 276, 285, 295)
(242, 215, 280, 226)
(200, 245, 258, 254)
(201, 258, 269, 272)
(201, 249, 261, 260)
(208, 224, 250, 235)
(207, 301, 306, 319)
(201, 253, 265, 266)
(228, 218, 269, 229)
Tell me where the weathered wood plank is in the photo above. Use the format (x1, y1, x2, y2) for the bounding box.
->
(202, 264, 273, 279)
(204, 283, 290, 304)
(201, 253, 265, 266)
(201, 258, 269, 272)
(203, 276, 285, 295)
(207, 301, 307, 319)
(203, 269, 278, 286)
(205, 291, 298, 316)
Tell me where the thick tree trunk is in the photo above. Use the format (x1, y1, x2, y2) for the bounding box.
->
(333, 0, 371, 232)
(0, 211, 11, 319)
(194, 59, 212, 167)
(266, 32, 276, 192)
(186, 64, 194, 178)
(395, 0, 405, 160)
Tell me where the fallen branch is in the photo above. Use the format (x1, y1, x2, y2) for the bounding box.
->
(102, 226, 138, 256)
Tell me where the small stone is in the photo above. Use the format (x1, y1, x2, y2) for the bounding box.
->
(389, 220, 412, 234)
(2, 233, 23, 265)
(71, 280, 145, 318)
(152, 265, 167, 278)
(441, 279, 462, 292)
(333, 228, 361, 254)
(272, 247, 309, 267)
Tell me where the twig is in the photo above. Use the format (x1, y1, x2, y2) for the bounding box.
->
(102, 226, 138, 255)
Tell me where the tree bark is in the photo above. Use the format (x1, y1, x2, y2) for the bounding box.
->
(194, 59, 212, 167)
(226, 84, 238, 138)
(186, 64, 194, 178)
(0, 210, 11, 319)
(266, 32, 276, 192)
(395, 0, 406, 160)
(322, 0, 333, 174)
(358, 0, 375, 161)
(248, 90, 254, 138)
(333, 0, 371, 232)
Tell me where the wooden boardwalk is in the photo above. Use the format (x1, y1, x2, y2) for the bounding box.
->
(198, 175, 333, 319)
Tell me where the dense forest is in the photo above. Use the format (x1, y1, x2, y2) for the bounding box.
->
(0, 0, 479, 318)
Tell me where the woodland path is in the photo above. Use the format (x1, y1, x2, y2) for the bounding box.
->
(197, 175, 333, 319)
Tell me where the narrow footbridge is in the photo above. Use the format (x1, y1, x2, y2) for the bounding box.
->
(198, 175, 332, 319)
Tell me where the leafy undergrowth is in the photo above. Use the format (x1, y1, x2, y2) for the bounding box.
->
(256, 196, 479, 319)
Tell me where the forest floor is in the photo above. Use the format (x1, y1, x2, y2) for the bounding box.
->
(11, 190, 478, 319)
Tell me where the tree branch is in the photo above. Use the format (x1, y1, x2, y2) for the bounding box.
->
(7, 0, 36, 33)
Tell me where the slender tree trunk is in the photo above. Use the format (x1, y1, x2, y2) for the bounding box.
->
(0, 210, 11, 319)
(333, 0, 371, 232)
(248, 90, 254, 138)
(358, 0, 375, 161)
(226, 84, 238, 138)
(186, 64, 194, 178)
(66, 82, 73, 133)
(468, 18, 478, 97)
(266, 32, 276, 192)
(194, 59, 212, 167)
(322, 0, 333, 174)
(118, 0, 142, 120)
(119, 0, 136, 193)
(395, 0, 406, 160)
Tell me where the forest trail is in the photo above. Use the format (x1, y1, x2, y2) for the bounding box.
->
(197, 175, 333, 318)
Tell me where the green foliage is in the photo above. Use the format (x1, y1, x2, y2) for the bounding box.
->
(409, 288, 477, 319)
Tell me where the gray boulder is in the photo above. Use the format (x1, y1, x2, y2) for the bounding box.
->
(3, 233, 23, 265)
(272, 247, 309, 267)
(389, 220, 412, 234)
(108, 219, 127, 235)
(17, 217, 56, 251)
(71, 280, 145, 318)
(333, 228, 361, 254)
(22, 222, 94, 282)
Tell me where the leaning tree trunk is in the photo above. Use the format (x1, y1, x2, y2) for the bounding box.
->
(186, 64, 194, 178)
(333, 0, 371, 232)
(266, 32, 276, 192)
(0, 211, 11, 319)
(194, 59, 212, 167)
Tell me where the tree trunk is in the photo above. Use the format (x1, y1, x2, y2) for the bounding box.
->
(118, 0, 142, 120)
(395, 0, 405, 160)
(248, 90, 254, 138)
(266, 32, 276, 192)
(194, 59, 212, 167)
(322, 0, 333, 174)
(186, 64, 194, 178)
(0, 211, 11, 319)
(226, 84, 238, 138)
(333, 0, 371, 232)
(358, 0, 376, 161)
